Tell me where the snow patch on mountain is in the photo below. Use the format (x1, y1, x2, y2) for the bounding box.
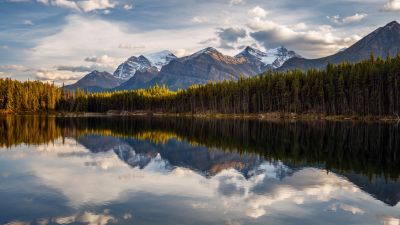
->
(113, 55, 152, 80)
(236, 46, 301, 69)
(145, 50, 177, 70)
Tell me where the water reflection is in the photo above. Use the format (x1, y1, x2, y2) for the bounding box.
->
(0, 116, 399, 225)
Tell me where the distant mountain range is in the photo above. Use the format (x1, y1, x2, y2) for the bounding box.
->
(278, 21, 400, 71)
(66, 21, 400, 92)
(66, 46, 299, 92)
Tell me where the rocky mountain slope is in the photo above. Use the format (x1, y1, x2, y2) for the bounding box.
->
(65, 70, 123, 92)
(279, 21, 400, 71)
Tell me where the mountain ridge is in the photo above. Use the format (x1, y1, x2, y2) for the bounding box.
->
(278, 20, 400, 71)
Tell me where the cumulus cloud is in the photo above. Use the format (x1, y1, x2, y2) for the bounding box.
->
(35, 69, 82, 83)
(191, 16, 209, 24)
(327, 13, 367, 25)
(37, 0, 116, 13)
(383, 0, 400, 11)
(84, 54, 117, 68)
(246, 6, 361, 57)
(248, 6, 267, 18)
(217, 27, 247, 49)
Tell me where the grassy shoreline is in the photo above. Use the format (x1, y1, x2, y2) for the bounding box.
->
(4, 110, 398, 122)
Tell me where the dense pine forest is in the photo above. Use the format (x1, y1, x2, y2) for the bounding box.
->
(1, 55, 400, 116)
(0, 79, 61, 113)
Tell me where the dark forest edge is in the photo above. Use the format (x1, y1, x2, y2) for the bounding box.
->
(1, 55, 400, 121)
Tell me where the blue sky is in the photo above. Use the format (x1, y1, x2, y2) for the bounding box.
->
(0, 0, 399, 84)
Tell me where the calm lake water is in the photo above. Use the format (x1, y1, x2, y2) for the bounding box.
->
(0, 116, 399, 225)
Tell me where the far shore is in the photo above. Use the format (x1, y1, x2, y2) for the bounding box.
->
(3, 110, 400, 123)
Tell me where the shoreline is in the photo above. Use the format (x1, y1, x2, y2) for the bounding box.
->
(4, 111, 399, 123)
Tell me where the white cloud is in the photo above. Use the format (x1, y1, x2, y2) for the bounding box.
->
(248, 6, 267, 18)
(53, 212, 116, 225)
(247, 7, 362, 57)
(77, 0, 116, 13)
(3, 220, 30, 225)
(0, 64, 30, 72)
(37, 0, 116, 12)
(123, 4, 133, 10)
(326, 203, 365, 215)
(172, 49, 187, 57)
(35, 69, 82, 83)
(382, 216, 400, 225)
(23, 20, 34, 25)
(191, 16, 209, 24)
(327, 13, 367, 25)
(290, 23, 307, 30)
(383, 0, 400, 11)
(122, 213, 132, 220)
(84, 54, 117, 67)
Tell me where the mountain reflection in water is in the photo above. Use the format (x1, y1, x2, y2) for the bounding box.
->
(0, 116, 399, 225)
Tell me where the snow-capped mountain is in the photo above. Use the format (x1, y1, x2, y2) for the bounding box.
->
(113, 55, 153, 80)
(113, 51, 177, 81)
(236, 46, 301, 69)
(145, 50, 177, 70)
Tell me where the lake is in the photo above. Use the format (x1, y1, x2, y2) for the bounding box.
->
(0, 116, 399, 225)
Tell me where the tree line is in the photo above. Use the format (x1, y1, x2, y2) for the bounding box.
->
(1, 55, 400, 116)
(0, 78, 61, 113)
(58, 55, 400, 116)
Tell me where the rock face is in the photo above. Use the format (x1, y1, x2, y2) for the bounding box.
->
(65, 70, 123, 92)
(114, 68, 160, 91)
(279, 21, 400, 71)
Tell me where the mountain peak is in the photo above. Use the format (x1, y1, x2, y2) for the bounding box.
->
(236, 45, 299, 69)
(145, 50, 177, 70)
(198, 47, 220, 55)
(385, 21, 400, 27)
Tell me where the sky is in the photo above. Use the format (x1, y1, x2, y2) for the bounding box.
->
(0, 0, 399, 85)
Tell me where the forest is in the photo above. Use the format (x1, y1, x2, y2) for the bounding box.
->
(1, 55, 400, 116)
